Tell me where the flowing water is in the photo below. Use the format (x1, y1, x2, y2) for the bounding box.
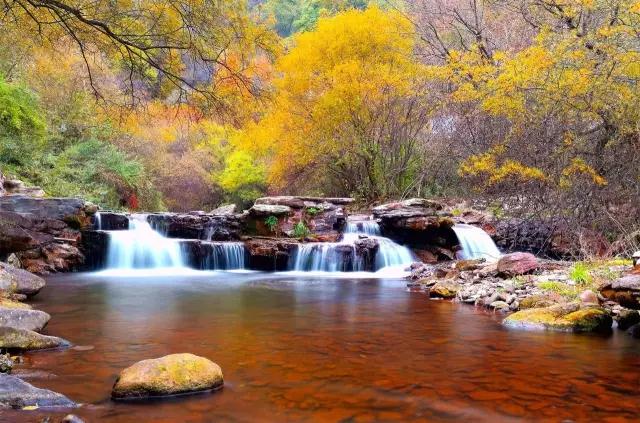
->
(289, 220, 414, 274)
(6, 272, 640, 422)
(452, 224, 502, 261)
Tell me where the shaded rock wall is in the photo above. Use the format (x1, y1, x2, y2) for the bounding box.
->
(148, 213, 244, 241)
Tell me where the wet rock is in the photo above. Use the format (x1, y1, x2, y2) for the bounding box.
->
(490, 300, 510, 312)
(0, 374, 76, 409)
(600, 274, 640, 310)
(430, 280, 460, 299)
(0, 307, 50, 332)
(0, 327, 70, 351)
(112, 353, 223, 399)
(95, 212, 129, 230)
(628, 323, 640, 339)
(79, 230, 109, 271)
(503, 303, 612, 333)
(0, 263, 46, 296)
(0, 299, 31, 310)
(455, 259, 483, 271)
(245, 238, 298, 271)
(616, 309, 640, 330)
(497, 252, 539, 276)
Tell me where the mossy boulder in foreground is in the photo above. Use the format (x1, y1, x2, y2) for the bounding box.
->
(112, 353, 223, 400)
(503, 302, 612, 333)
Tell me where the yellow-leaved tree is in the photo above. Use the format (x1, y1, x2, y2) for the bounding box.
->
(232, 7, 431, 200)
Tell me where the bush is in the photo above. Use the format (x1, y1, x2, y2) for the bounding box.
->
(265, 215, 278, 234)
(293, 221, 310, 238)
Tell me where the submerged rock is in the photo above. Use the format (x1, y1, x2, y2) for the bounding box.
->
(497, 252, 539, 276)
(0, 327, 70, 350)
(0, 374, 76, 409)
(0, 307, 50, 332)
(112, 353, 224, 399)
(503, 303, 612, 332)
(616, 309, 640, 330)
(0, 263, 46, 296)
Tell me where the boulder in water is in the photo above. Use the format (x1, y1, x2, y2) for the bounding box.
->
(0, 307, 50, 332)
(0, 374, 76, 408)
(503, 302, 612, 332)
(616, 309, 640, 330)
(0, 263, 46, 296)
(112, 353, 223, 399)
(430, 280, 461, 299)
(0, 327, 70, 350)
(497, 252, 539, 276)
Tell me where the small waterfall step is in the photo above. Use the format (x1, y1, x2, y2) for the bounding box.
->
(452, 224, 501, 261)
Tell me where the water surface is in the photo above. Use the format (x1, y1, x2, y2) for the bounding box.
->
(4, 273, 639, 422)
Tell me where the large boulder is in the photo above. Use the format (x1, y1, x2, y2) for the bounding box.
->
(372, 199, 458, 256)
(0, 262, 46, 296)
(0, 196, 94, 273)
(429, 280, 461, 299)
(247, 196, 351, 238)
(0, 374, 76, 409)
(497, 252, 539, 276)
(0, 308, 50, 332)
(244, 238, 298, 271)
(503, 303, 612, 332)
(600, 274, 640, 310)
(0, 327, 70, 350)
(112, 353, 223, 399)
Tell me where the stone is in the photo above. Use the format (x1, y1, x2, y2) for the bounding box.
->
(490, 300, 510, 311)
(628, 323, 640, 339)
(111, 353, 224, 399)
(599, 274, 640, 310)
(519, 294, 560, 310)
(430, 280, 460, 299)
(249, 204, 291, 217)
(455, 259, 483, 271)
(61, 415, 85, 423)
(579, 289, 599, 305)
(0, 374, 76, 409)
(245, 238, 299, 271)
(0, 263, 46, 296)
(210, 204, 237, 215)
(0, 327, 70, 351)
(0, 307, 50, 332)
(503, 303, 612, 333)
(146, 213, 244, 241)
(616, 309, 640, 330)
(497, 252, 539, 276)
(0, 354, 13, 373)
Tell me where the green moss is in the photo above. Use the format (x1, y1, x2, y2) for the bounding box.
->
(504, 303, 612, 332)
(537, 281, 579, 300)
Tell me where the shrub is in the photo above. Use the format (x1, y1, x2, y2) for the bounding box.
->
(265, 215, 278, 234)
(293, 221, 310, 238)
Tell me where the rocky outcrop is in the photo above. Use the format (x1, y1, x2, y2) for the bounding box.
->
(244, 238, 299, 271)
(503, 303, 612, 332)
(0, 327, 70, 350)
(372, 199, 458, 259)
(0, 374, 76, 409)
(0, 262, 46, 296)
(0, 308, 50, 332)
(148, 212, 244, 241)
(1, 179, 45, 198)
(600, 274, 640, 310)
(80, 230, 109, 270)
(247, 196, 351, 239)
(0, 196, 96, 273)
(497, 252, 539, 276)
(95, 212, 129, 230)
(112, 353, 223, 399)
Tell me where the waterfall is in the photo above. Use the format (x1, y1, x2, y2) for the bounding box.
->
(289, 220, 415, 273)
(94, 212, 102, 230)
(452, 224, 501, 261)
(198, 242, 246, 270)
(105, 214, 187, 270)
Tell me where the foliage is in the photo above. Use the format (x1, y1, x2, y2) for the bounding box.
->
(305, 207, 321, 215)
(293, 221, 311, 238)
(569, 263, 593, 286)
(536, 281, 579, 300)
(265, 216, 279, 233)
(235, 7, 429, 200)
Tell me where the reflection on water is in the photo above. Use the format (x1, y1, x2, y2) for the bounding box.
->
(5, 272, 640, 422)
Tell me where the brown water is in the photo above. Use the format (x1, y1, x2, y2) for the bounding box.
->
(3, 272, 639, 422)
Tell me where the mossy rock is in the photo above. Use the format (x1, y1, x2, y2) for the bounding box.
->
(519, 294, 561, 310)
(430, 280, 460, 299)
(504, 303, 612, 333)
(0, 327, 70, 350)
(0, 299, 31, 310)
(112, 353, 223, 400)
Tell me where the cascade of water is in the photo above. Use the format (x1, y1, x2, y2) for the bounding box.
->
(105, 214, 187, 270)
(198, 242, 246, 270)
(452, 224, 502, 261)
(94, 212, 102, 230)
(289, 219, 414, 272)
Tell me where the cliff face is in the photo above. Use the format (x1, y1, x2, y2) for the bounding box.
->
(0, 196, 96, 273)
